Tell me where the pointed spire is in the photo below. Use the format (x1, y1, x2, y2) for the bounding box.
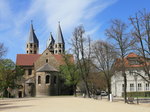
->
(46, 32, 55, 48)
(56, 22, 65, 44)
(27, 21, 39, 46)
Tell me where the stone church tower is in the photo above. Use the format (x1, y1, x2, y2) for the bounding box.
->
(54, 22, 65, 54)
(46, 32, 55, 54)
(26, 23, 39, 54)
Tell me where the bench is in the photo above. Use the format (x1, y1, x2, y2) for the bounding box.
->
(128, 97, 134, 104)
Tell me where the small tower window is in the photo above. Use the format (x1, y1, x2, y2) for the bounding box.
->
(27, 50, 28, 54)
(45, 75, 50, 84)
(38, 76, 41, 84)
(30, 50, 32, 53)
(59, 50, 61, 53)
(55, 50, 57, 54)
(34, 45, 36, 48)
(30, 44, 32, 48)
(55, 44, 57, 48)
(59, 44, 61, 48)
(27, 44, 28, 48)
(46, 59, 48, 63)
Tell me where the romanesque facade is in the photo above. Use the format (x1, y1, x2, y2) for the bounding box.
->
(16, 23, 72, 97)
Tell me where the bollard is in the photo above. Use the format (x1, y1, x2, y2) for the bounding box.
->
(110, 94, 113, 102)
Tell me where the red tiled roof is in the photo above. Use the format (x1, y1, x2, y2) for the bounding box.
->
(114, 52, 149, 69)
(127, 52, 139, 58)
(16, 54, 74, 66)
(16, 54, 41, 66)
(53, 54, 74, 65)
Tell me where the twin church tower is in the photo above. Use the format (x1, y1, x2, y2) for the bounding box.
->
(26, 22, 65, 54)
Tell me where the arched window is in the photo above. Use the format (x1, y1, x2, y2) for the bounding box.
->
(59, 50, 61, 53)
(46, 59, 48, 63)
(45, 75, 50, 84)
(38, 76, 41, 84)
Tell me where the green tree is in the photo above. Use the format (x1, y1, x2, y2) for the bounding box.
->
(60, 54, 80, 96)
(0, 59, 24, 97)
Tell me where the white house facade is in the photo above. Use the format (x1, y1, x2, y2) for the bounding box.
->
(111, 53, 150, 97)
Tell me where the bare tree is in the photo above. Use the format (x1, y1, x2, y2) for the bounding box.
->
(0, 43, 7, 59)
(129, 9, 150, 83)
(92, 40, 116, 100)
(71, 25, 92, 98)
(105, 19, 134, 103)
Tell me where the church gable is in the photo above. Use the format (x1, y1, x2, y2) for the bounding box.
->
(34, 48, 60, 71)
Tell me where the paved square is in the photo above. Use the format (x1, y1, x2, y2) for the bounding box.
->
(0, 97, 150, 112)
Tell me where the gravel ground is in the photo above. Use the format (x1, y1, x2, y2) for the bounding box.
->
(0, 96, 150, 112)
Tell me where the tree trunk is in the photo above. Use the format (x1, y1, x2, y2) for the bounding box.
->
(84, 80, 91, 98)
(123, 73, 127, 103)
(107, 80, 111, 100)
(73, 84, 77, 97)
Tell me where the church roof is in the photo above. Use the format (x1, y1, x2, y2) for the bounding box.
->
(16, 53, 74, 67)
(16, 54, 41, 66)
(55, 22, 65, 44)
(36, 63, 58, 72)
(46, 32, 55, 48)
(27, 24, 39, 46)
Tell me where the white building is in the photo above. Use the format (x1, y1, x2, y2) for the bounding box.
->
(111, 53, 150, 97)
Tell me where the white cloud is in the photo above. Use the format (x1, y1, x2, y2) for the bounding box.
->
(0, 0, 117, 60)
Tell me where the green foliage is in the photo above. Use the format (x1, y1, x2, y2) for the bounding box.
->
(122, 91, 150, 97)
(59, 54, 80, 86)
(0, 59, 24, 94)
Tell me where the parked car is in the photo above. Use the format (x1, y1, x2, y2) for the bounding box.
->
(100, 91, 108, 96)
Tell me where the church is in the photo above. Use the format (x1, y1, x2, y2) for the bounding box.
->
(16, 22, 73, 97)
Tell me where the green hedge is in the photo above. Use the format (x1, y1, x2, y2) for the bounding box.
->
(122, 91, 150, 97)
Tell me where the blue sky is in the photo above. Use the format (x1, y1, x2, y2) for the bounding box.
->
(0, 0, 150, 62)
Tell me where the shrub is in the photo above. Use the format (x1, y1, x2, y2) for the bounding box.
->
(122, 91, 150, 97)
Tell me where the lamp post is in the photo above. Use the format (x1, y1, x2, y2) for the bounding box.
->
(134, 74, 139, 104)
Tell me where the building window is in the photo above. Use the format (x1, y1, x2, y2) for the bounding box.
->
(59, 44, 61, 48)
(46, 59, 48, 63)
(53, 76, 57, 84)
(130, 83, 134, 91)
(55, 45, 57, 48)
(45, 75, 50, 84)
(27, 50, 28, 54)
(46, 53, 48, 55)
(34, 51, 36, 54)
(28, 69, 32, 75)
(138, 83, 142, 91)
(38, 76, 41, 84)
(30, 50, 32, 53)
(55, 50, 57, 54)
(34, 45, 36, 48)
(146, 83, 149, 91)
(30, 44, 32, 48)
(27, 44, 28, 48)
(59, 50, 61, 53)
(122, 84, 124, 92)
